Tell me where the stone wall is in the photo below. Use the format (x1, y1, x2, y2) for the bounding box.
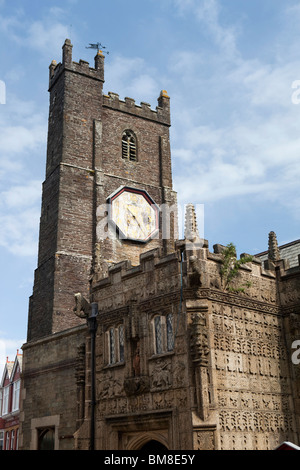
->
(73, 240, 300, 450)
(20, 326, 86, 450)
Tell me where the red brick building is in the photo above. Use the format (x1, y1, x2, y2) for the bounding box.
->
(0, 351, 22, 450)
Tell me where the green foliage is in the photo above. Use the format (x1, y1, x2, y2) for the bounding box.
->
(220, 242, 253, 293)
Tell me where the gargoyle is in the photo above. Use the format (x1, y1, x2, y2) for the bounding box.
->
(73, 292, 91, 318)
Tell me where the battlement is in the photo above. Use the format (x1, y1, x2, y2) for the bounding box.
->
(49, 39, 104, 90)
(48, 39, 170, 125)
(103, 90, 171, 126)
(91, 238, 283, 316)
(94, 247, 179, 288)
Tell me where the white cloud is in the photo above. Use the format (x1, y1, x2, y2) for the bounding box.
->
(0, 8, 70, 56)
(1, 180, 41, 208)
(0, 12, 20, 35)
(0, 337, 25, 372)
(0, 157, 23, 178)
(167, 0, 300, 219)
(0, 206, 40, 256)
(26, 20, 69, 53)
(0, 92, 47, 163)
(172, 0, 239, 58)
(173, 107, 300, 205)
(0, 92, 44, 257)
(0, 124, 45, 155)
(104, 56, 160, 106)
(194, 0, 239, 57)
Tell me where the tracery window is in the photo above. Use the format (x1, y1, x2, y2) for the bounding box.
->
(152, 313, 174, 355)
(107, 324, 125, 365)
(122, 130, 137, 161)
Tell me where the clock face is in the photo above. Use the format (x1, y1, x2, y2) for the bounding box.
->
(107, 187, 159, 242)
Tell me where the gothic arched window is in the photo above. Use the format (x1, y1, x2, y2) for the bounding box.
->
(122, 130, 137, 161)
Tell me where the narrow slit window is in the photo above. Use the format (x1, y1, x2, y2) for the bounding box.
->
(122, 130, 137, 161)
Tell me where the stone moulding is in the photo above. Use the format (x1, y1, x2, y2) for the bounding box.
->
(196, 288, 279, 315)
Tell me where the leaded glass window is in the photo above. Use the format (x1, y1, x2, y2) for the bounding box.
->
(154, 316, 163, 354)
(166, 313, 174, 351)
(107, 324, 125, 365)
(119, 324, 125, 362)
(153, 313, 174, 355)
(109, 327, 116, 364)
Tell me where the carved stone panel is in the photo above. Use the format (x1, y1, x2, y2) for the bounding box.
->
(193, 430, 215, 450)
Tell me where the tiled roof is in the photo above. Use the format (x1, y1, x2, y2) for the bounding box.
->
(256, 239, 300, 268)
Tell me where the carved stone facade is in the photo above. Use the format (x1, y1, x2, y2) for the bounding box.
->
(20, 40, 300, 450)
(71, 239, 300, 450)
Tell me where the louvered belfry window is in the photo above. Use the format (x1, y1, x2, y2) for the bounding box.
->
(122, 130, 137, 161)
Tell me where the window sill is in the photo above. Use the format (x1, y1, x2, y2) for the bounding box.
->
(0, 410, 19, 419)
(103, 361, 125, 370)
(148, 351, 174, 361)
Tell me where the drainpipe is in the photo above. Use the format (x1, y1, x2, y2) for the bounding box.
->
(87, 302, 98, 451)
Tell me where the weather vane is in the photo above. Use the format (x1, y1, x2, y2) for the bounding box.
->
(86, 42, 109, 55)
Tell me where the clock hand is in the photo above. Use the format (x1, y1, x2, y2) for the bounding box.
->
(127, 208, 146, 237)
(127, 208, 143, 228)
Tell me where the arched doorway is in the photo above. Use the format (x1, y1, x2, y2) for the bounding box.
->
(140, 440, 168, 452)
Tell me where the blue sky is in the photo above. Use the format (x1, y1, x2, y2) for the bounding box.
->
(0, 0, 300, 368)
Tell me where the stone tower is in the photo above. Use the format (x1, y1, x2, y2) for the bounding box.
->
(27, 39, 177, 342)
(21, 39, 177, 450)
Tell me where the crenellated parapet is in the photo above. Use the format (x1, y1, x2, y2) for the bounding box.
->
(103, 89, 170, 126)
(92, 247, 180, 304)
(48, 40, 170, 125)
(49, 38, 105, 90)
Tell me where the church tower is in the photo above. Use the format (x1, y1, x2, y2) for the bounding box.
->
(27, 38, 177, 340)
(21, 39, 177, 450)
